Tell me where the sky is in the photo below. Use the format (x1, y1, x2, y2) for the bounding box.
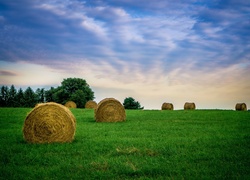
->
(0, 0, 249, 109)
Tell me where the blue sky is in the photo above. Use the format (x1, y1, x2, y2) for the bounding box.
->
(0, 0, 249, 109)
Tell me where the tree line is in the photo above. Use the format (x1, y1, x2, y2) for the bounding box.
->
(0, 85, 45, 107)
(0, 77, 144, 109)
(0, 78, 94, 108)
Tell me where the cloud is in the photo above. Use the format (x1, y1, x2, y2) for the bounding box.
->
(0, 16, 5, 22)
(0, 70, 17, 76)
(1, 0, 248, 69)
(0, 0, 249, 109)
(38, 1, 108, 38)
(53, 57, 250, 107)
(0, 61, 68, 87)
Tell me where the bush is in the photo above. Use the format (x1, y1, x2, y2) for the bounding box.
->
(123, 97, 144, 110)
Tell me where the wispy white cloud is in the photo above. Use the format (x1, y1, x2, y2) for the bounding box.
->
(0, 0, 249, 109)
(38, 1, 108, 39)
(70, 57, 249, 109)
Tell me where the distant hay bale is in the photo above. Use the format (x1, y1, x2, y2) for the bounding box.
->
(184, 102, 196, 110)
(161, 103, 174, 110)
(23, 102, 76, 143)
(85, 100, 97, 109)
(65, 101, 77, 108)
(95, 98, 126, 122)
(235, 103, 247, 111)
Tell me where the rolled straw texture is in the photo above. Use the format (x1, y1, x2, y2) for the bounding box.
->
(23, 102, 76, 143)
(95, 98, 126, 122)
(65, 101, 77, 108)
(235, 103, 247, 111)
(184, 102, 196, 110)
(85, 100, 97, 109)
(161, 103, 174, 110)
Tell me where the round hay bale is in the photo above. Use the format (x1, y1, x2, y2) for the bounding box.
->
(161, 103, 174, 110)
(184, 102, 196, 110)
(65, 101, 77, 108)
(235, 103, 247, 111)
(85, 100, 97, 109)
(23, 102, 76, 143)
(35, 103, 42, 107)
(95, 98, 126, 122)
(35, 103, 46, 107)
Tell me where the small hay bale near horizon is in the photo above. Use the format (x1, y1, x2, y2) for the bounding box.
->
(65, 101, 77, 108)
(184, 102, 196, 110)
(235, 103, 247, 111)
(85, 100, 98, 109)
(23, 102, 76, 143)
(161, 102, 174, 110)
(95, 98, 126, 122)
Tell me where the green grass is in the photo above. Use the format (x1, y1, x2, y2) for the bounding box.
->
(0, 108, 249, 179)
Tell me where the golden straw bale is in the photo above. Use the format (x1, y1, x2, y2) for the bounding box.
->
(95, 98, 126, 122)
(235, 103, 247, 111)
(23, 102, 76, 143)
(184, 102, 196, 110)
(35, 103, 42, 107)
(35, 103, 47, 108)
(161, 103, 174, 110)
(85, 100, 97, 109)
(65, 101, 77, 108)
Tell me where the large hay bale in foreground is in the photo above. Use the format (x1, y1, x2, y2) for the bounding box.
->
(95, 98, 126, 122)
(184, 102, 196, 110)
(85, 100, 97, 109)
(161, 103, 174, 110)
(23, 102, 76, 143)
(65, 101, 77, 108)
(235, 103, 247, 111)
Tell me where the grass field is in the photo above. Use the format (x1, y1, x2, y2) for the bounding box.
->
(0, 108, 249, 179)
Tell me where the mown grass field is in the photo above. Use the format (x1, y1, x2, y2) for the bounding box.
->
(0, 108, 249, 179)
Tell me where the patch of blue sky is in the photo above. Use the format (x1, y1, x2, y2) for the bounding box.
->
(0, 0, 249, 109)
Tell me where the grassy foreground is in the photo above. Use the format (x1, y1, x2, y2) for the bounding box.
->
(0, 108, 249, 179)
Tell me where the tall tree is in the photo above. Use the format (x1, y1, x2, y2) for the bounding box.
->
(45, 78, 95, 108)
(35, 88, 45, 103)
(70, 89, 86, 108)
(0, 86, 9, 107)
(61, 78, 94, 107)
(45, 87, 55, 102)
(16, 88, 25, 107)
(8, 85, 17, 107)
(24, 87, 36, 107)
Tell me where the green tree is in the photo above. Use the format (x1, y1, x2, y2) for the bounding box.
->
(24, 87, 36, 107)
(45, 86, 66, 104)
(45, 78, 95, 108)
(45, 87, 55, 102)
(0, 86, 9, 107)
(8, 85, 17, 107)
(53, 86, 68, 104)
(35, 88, 45, 103)
(70, 90, 86, 108)
(123, 97, 144, 110)
(16, 88, 25, 107)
